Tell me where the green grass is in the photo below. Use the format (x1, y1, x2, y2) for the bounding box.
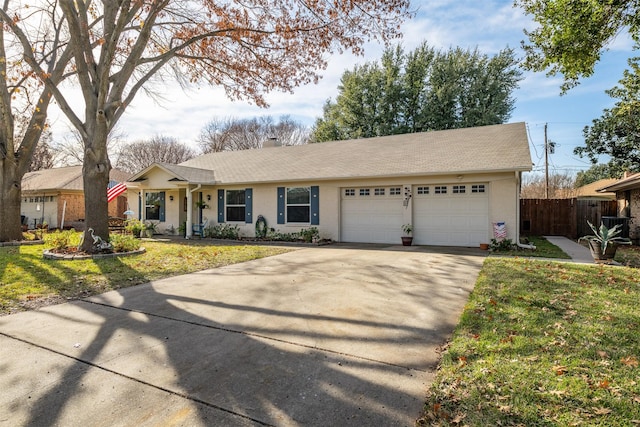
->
(616, 245, 640, 268)
(420, 258, 640, 426)
(0, 240, 290, 315)
(492, 236, 571, 259)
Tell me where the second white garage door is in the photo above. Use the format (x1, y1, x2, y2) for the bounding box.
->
(341, 186, 404, 244)
(413, 183, 489, 247)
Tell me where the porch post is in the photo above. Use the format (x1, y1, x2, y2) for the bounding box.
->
(186, 188, 193, 238)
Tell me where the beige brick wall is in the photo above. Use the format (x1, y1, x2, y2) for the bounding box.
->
(630, 189, 640, 242)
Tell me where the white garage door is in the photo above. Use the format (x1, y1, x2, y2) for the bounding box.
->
(341, 186, 404, 243)
(413, 183, 489, 247)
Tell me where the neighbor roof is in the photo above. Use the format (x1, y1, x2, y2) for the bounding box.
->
(575, 178, 617, 199)
(598, 172, 640, 192)
(178, 122, 532, 185)
(21, 166, 132, 192)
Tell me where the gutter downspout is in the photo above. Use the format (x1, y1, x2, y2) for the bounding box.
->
(516, 170, 536, 250)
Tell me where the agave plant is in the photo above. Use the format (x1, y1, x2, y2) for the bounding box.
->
(579, 221, 632, 254)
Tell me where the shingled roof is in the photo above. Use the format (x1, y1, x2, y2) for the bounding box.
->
(178, 122, 531, 185)
(21, 166, 132, 192)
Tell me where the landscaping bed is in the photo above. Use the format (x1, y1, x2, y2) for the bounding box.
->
(0, 240, 291, 316)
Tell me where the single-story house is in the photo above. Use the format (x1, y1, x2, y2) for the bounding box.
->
(575, 178, 617, 200)
(597, 172, 640, 244)
(125, 122, 532, 247)
(21, 166, 131, 229)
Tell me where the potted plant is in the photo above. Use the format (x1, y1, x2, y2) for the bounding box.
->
(143, 221, 159, 238)
(579, 220, 631, 262)
(401, 224, 413, 246)
(125, 218, 145, 238)
(195, 200, 209, 209)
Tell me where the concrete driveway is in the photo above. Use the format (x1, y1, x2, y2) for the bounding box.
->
(0, 244, 484, 426)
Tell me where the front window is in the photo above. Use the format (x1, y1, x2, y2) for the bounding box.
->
(286, 187, 310, 223)
(226, 190, 246, 222)
(145, 192, 165, 220)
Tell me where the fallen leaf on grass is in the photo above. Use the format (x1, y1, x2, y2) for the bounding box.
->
(451, 413, 466, 424)
(498, 405, 511, 413)
(597, 350, 609, 359)
(553, 365, 568, 375)
(598, 380, 610, 389)
(621, 356, 639, 367)
(592, 407, 612, 415)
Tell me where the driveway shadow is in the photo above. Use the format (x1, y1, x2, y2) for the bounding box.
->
(0, 247, 484, 426)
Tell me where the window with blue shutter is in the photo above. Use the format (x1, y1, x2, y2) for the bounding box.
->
(310, 186, 319, 225)
(277, 187, 285, 224)
(145, 191, 165, 222)
(217, 189, 225, 223)
(245, 188, 253, 223)
(279, 186, 319, 224)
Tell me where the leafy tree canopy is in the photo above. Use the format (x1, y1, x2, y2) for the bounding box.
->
(310, 42, 521, 142)
(576, 57, 640, 175)
(517, 0, 640, 91)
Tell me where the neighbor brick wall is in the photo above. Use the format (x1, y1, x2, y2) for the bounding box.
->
(57, 193, 126, 226)
(631, 189, 640, 242)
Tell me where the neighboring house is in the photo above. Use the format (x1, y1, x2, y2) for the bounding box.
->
(575, 178, 617, 200)
(125, 122, 532, 247)
(597, 172, 640, 244)
(21, 166, 131, 229)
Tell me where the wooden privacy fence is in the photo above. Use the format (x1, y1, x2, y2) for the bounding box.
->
(520, 199, 618, 239)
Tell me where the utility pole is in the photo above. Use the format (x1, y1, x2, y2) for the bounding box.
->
(544, 123, 549, 199)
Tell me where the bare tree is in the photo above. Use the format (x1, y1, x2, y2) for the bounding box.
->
(521, 173, 576, 199)
(0, 3, 73, 241)
(28, 131, 55, 172)
(199, 115, 309, 153)
(52, 126, 127, 167)
(116, 135, 197, 173)
(1, 0, 410, 251)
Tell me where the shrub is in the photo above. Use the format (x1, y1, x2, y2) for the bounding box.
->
(44, 229, 81, 250)
(125, 218, 145, 237)
(265, 228, 298, 242)
(299, 227, 320, 243)
(489, 238, 514, 252)
(109, 234, 141, 252)
(205, 224, 240, 239)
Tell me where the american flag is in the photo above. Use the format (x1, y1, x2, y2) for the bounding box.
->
(493, 222, 507, 240)
(107, 182, 127, 203)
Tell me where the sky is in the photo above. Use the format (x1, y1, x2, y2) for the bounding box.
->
(47, 1, 636, 176)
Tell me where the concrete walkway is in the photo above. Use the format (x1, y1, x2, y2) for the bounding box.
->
(543, 235, 594, 264)
(0, 244, 485, 427)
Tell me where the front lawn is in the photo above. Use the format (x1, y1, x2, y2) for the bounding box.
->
(492, 236, 571, 259)
(420, 258, 640, 426)
(0, 240, 290, 315)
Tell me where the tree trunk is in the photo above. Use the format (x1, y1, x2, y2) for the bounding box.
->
(0, 160, 24, 242)
(79, 128, 111, 253)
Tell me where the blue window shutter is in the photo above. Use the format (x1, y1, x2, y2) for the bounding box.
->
(277, 187, 285, 224)
(159, 192, 166, 222)
(245, 188, 253, 223)
(217, 189, 225, 223)
(310, 186, 319, 225)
